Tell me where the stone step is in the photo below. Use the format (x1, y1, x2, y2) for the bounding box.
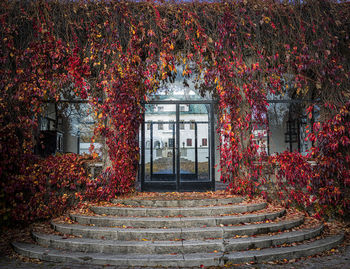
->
(71, 209, 286, 228)
(223, 234, 344, 264)
(12, 234, 344, 267)
(52, 217, 303, 241)
(112, 197, 243, 207)
(90, 202, 267, 217)
(33, 225, 323, 254)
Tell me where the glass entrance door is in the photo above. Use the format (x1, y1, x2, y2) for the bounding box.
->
(140, 101, 214, 191)
(144, 104, 176, 184)
(179, 104, 210, 182)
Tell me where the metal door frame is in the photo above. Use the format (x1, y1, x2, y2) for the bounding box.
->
(140, 100, 215, 192)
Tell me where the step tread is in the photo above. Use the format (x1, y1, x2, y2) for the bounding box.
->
(12, 234, 343, 267)
(223, 234, 344, 263)
(33, 225, 323, 254)
(90, 202, 267, 217)
(53, 217, 303, 233)
(112, 197, 244, 207)
(52, 218, 304, 240)
(70, 209, 286, 227)
(91, 202, 266, 212)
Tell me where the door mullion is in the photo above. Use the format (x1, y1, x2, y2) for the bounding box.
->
(176, 104, 180, 191)
(210, 102, 215, 191)
(150, 122, 153, 181)
(172, 123, 175, 175)
(195, 122, 198, 180)
(141, 111, 145, 191)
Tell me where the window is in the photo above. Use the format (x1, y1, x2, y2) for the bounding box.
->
(202, 138, 207, 146)
(190, 121, 195, 130)
(40, 117, 55, 131)
(186, 138, 192, 147)
(180, 121, 185, 130)
(265, 99, 312, 155)
(252, 129, 267, 155)
(158, 121, 163, 130)
(147, 123, 151, 130)
(168, 138, 174, 148)
(154, 141, 161, 149)
(169, 121, 175, 130)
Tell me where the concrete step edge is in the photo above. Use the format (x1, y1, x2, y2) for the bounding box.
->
(70, 209, 286, 228)
(222, 233, 344, 264)
(12, 234, 343, 267)
(33, 225, 323, 254)
(112, 197, 244, 207)
(90, 202, 267, 217)
(51, 217, 304, 240)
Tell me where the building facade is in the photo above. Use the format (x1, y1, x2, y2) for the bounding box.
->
(38, 71, 313, 192)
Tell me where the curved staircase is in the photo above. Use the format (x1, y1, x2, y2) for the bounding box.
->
(13, 196, 343, 267)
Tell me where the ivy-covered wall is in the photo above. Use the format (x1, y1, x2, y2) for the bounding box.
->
(0, 0, 349, 223)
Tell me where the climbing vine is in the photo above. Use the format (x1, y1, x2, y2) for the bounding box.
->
(0, 0, 349, 223)
(1, 153, 95, 223)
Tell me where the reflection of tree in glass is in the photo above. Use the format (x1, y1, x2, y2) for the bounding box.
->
(57, 102, 101, 143)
